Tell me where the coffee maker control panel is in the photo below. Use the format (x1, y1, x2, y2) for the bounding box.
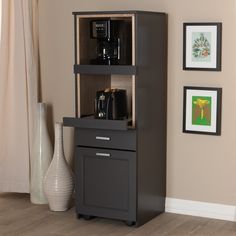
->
(91, 20, 110, 39)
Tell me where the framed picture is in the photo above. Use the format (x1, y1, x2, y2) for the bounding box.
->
(183, 23, 222, 71)
(183, 86, 222, 135)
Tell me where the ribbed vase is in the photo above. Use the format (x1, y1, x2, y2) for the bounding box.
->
(43, 122, 74, 211)
(30, 103, 53, 204)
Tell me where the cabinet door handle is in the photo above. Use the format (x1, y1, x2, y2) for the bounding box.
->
(96, 152, 111, 157)
(96, 136, 110, 141)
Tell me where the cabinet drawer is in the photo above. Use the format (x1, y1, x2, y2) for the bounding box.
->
(75, 128, 136, 151)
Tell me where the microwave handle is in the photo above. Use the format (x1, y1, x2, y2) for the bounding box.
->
(117, 38, 120, 60)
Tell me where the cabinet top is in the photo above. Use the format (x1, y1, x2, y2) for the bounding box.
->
(72, 10, 166, 16)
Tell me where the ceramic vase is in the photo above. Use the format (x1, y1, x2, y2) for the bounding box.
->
(30, 103, 53, 204)
(43, 122, 74, 211)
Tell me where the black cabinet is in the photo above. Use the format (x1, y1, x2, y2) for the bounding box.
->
(63, 10, 167, 226)
(76, 147, 136, 221)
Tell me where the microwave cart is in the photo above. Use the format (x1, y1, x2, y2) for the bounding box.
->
(63, 11, 167, 227)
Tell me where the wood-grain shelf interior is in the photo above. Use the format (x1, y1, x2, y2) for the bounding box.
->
(77, 74, 135, 128)
(75, 14, 136, 128)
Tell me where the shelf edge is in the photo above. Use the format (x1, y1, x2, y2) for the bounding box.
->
(74, 65, 137, 75)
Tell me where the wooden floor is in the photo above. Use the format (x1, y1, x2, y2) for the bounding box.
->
(0, 193, 236, 236)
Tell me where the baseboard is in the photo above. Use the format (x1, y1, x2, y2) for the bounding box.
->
(165, 197, 236, 222)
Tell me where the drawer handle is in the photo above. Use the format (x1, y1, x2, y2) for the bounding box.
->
(96, 136, 111, 141)
(96, 152, 111, 157)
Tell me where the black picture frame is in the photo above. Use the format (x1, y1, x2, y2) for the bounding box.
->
(183, 23, 222, 71)
(183, 86, 222, 135)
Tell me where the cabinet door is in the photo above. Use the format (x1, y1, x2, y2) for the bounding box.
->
(75, 147, 136, 222)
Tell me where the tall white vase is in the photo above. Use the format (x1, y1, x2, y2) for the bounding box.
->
(30, 103, 53, 204)
(43, 122, 74, 211)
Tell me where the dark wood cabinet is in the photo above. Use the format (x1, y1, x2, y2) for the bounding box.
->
(76, 147, 136, 221)
(63, 11, 167, 226)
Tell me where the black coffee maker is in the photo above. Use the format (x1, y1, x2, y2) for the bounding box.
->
(90, 20, 120, 65)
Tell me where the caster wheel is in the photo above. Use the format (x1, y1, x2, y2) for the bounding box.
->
(125, 221, 135, 226)
(83, 215, 93, 220)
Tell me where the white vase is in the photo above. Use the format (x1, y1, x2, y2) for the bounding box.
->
(30, 103, 53, 204)
(43, 122, 74, 211)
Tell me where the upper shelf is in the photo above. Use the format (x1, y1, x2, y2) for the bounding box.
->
(74, 65, 137, 75)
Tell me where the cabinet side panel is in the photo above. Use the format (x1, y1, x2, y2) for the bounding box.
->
(136, 13, 167, 226)
(132, 15, 136, 127)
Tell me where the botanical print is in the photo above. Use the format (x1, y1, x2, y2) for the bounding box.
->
(192, 96, 211, 126)
(192, 32, 211, 62)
